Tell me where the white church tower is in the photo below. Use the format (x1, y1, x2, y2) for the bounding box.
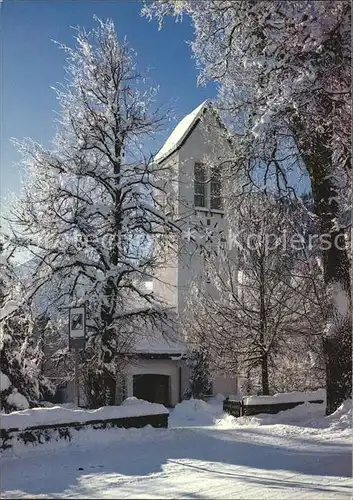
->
(150, 100, 242, 397)
(153, 100, 233, 316)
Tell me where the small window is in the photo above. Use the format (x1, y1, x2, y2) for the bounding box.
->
(210, 166, 222, 210)
(194, 162, 206, 208)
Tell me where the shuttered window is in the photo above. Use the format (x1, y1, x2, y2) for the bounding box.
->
(194, 162, 206, 208)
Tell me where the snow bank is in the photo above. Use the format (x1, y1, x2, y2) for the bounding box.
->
(121, 397, 151, 406)
(233, 401, 325, 427)
(170, 393, 349, 435)
(222, 399, 352, 435)
(327, 399, 352, 432)
(243, 389, 326, 406)
(1, 399, 169, 431)
(170, 398, 223, 427)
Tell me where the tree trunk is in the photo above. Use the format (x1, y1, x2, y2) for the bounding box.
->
(323, 331, 352, 415)
(313, 169, 351, 414)
(295, 122, 352, 414)
(97, 126, 123, 407)
(114, 374, 126, 405)
(259, 257, 270, 395)
(261, 352, 270, 396)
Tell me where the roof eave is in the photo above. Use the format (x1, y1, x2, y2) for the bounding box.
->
(154, 117, 202, 165)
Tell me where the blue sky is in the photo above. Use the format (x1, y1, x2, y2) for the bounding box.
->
(1, 0, 216, 212)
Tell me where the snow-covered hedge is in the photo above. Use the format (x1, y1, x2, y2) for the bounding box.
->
(223, 390, 326, 418)
(1, 397, 168, 431)
(242, 389, 326, 406)
(0, 398, 169, 451)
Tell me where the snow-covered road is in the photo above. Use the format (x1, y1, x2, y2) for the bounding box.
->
(1, 399, 352, 499)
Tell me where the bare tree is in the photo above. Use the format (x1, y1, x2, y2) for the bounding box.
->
(184, 194, 324, 395)
(6, 18, 177, 407)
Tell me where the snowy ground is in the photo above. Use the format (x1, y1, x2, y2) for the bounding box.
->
(1, 397, 352, 499)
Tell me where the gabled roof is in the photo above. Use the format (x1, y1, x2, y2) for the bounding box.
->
(133, 336, 186, 355)
(132, 310, 186, 355)
(154, 100, 209, 164)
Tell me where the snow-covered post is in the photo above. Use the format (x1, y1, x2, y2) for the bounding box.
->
(69, 306, 86, 408)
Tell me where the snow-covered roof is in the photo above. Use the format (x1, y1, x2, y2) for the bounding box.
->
(133, 336, 185, 355)
(154, 100, 209, 164)
(132, 310, 186, 355)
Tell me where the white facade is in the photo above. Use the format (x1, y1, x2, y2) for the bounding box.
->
(153, 100, 233, 315)
(149, 100, 240, 399)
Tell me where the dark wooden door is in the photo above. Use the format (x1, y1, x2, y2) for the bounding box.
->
(133, 374, 170, 406)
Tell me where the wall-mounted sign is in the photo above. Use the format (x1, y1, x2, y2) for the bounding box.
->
(69, 306, 86, 350)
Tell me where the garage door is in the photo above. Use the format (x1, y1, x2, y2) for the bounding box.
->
(133, 374, 170, 406)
